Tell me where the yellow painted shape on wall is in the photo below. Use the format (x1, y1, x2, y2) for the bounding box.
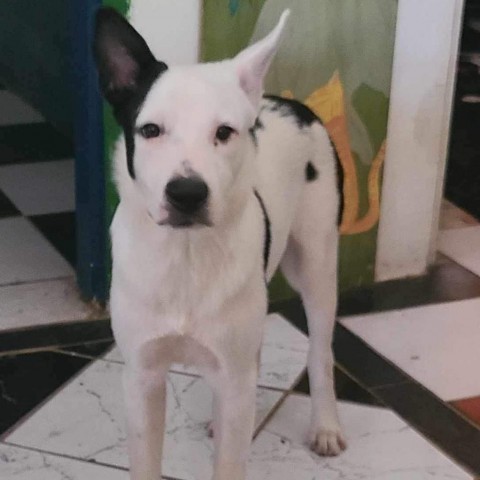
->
(282, 71, 385, 236)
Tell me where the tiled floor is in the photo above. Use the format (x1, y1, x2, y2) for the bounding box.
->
(0, 89, 106, 332)
(340, 298, 480, 401)
(439, 225, 480, 277)
(1, 197, 480, 478)
(0, 313, 472, 480)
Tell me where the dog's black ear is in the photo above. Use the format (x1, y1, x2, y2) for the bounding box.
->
(93, 7, 164, 107)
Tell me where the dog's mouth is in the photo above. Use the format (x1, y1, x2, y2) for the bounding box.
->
(156, 210, 212, 229)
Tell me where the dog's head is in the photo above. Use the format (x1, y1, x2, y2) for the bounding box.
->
(93, 7, 289, 228)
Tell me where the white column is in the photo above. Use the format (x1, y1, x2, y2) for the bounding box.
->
(375, 0, 465, 281)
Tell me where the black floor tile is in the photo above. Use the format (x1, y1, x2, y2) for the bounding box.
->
(0, 319, 113, 356)
(294, 367, 384, 408)
(29, 212, 76, 266)
(271, 256, 480, 323)
(269, 296, 307, 334)
(0, 123, 73, 165)
(0, 189, 19, 218)
(271, 298, 409, 388)
(333, 323, 409, 388)
(0, 351, 94, 436)
(374, 382, 480, 476)
(338, 256, 480, 317)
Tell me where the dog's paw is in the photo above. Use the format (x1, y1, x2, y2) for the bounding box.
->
(309, 427, 347, 457)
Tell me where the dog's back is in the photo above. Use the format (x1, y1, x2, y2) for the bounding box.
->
(252, 95, 341, 281)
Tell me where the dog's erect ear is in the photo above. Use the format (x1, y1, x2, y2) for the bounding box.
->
(234, 9, 290, 107)
(93, 7, 166, 108)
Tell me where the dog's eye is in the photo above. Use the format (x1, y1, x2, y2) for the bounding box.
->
(140, 123, 163, 139)
(215, 125, 236, 143)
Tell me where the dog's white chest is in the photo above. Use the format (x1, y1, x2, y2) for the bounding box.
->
(109, 197, 265, 349)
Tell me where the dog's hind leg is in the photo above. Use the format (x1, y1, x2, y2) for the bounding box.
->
(123, 366, 168, 479)
(280, 160, 346, 456)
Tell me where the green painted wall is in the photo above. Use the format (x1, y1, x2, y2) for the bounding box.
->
(102, 0, 130, 281)
(202, 0, 398, 298)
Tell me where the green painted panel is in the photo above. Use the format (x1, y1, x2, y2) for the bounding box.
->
(201, 0, 267, 61)
(103, 0, 130, 282)
(202, 0, 398, 298)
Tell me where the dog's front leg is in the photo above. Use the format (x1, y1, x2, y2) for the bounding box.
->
(210, 368, 257, 480)
(123, 366, 168, 480)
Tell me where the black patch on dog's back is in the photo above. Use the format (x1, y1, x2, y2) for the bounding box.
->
(249, 116, 264, 146)
(263, 94, 320, 128)
(262, 95, 344, 225)
(305, 162, 318, 181)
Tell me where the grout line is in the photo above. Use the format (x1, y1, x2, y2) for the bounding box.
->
(0, 338, 113, 358)
(0, 441, 130, 472)
(0, 274, 75, 289)
(54, 348, 121, 364)
(448, 401, 480, 431)
(55, 348, 301, 393)
(253, 367, 308, 439)
(371, 390, 478, 478)
(373, 380, 480, 434)
(0, 441, 184, 480)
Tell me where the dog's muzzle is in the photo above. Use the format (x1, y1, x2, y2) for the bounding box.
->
(163, 176, 210, 228)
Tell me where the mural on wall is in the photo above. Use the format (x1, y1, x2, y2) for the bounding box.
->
(202, 0, 398, 293)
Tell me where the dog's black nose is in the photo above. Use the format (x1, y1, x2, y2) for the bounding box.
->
(165, 177, 209, 214)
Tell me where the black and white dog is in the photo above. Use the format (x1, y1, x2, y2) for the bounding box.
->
(94, 7, 345, 480)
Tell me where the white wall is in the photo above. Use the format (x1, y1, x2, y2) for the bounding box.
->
(129, 0, 201, 65)
(375, 0, 465, 281)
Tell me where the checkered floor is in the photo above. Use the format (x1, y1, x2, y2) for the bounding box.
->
(0, 89, 104, 331)
(0, 88, 75, 275)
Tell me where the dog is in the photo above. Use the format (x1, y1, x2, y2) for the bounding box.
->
(93, 7, 346, 480)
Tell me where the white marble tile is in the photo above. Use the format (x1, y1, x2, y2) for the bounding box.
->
(0, 218, 73, 286)
(106, 314, 309, 390)
(104, 346, 123, 363)
(0, 277, 107, 331)
(340, 298, 480, 401)
(438, 225, 480, 276)
(7, 360, 282, 480)
(248, 395, 470, 480)
(0, 160, 74, 215)
(256, 313, 308, 389)
(0, 91, 44, 125)
(439, 199, 479, 230)
(0, 443, 129, 480)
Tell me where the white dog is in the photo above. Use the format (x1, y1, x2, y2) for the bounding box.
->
(94, 7, 346, 480)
